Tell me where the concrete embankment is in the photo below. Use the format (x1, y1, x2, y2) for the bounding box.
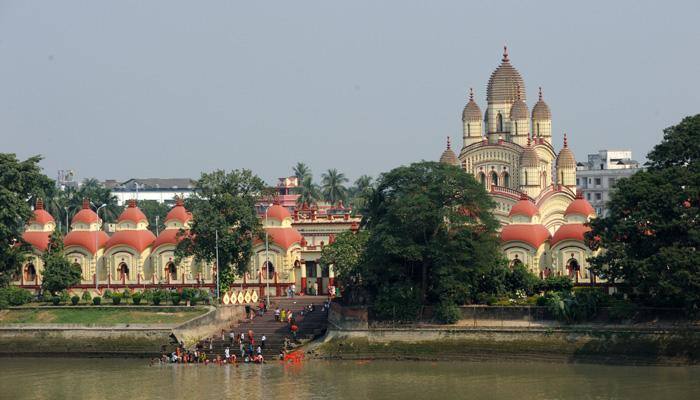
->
(0, 305, 244, 357)
(316, 304, 700, 365)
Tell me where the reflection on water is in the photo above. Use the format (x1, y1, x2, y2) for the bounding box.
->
(0, 358, 699, 400)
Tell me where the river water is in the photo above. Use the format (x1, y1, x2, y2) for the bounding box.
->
(1, 358, 698, 399)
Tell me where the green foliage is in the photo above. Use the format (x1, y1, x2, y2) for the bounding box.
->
(608, 298, 637, 321)
(81, 291, 92, 303)
(180, 287, 198, 301)
(538, 275, 574, 293)
(0, 154, 55, 286)
(147, 289, 166, 305)
(176, 169, 269, 288)
(587, 115, 700, 310)
(70, 295, 80, 305)
(121, 289, 131, 299)
(545, 288, 609, 324)
(372, 284, 422, 321)
(59, 290, 70, 303)
(434, 301, 461, 324)
(505, 265, 540, 296)
(319, 230, 369, 303)
(320, 169, 349, 205)
(292, 162, 312, 182)
(360, 162, 505, 315)
(131, 292, 142, 305)
(138, 200, 169, 235)
(103, 290, 112, 299)
(348, 175, 374, 212)
(40, 232, 82, 294)
(0, 287, 33, 307)
(111, 293, 122, 305)
(170, 292, 181, 306)
(51, 296, 61, 306)
(92, 296, 101, 305)
(296, 176, 321, 207)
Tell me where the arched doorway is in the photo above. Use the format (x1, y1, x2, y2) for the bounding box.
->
(566, 257, 580, 283)
(23, 263, 36, 282)
(479, 172, 486, 187)
(118, 262, 130, 281)
(503, 171, 510, 187)
(166, 262, 177, 281)
(510, 256, 523, 269)
(263, 261, 275, 280)
(491, 171, 499, 186)
(497, 113, 503, 132)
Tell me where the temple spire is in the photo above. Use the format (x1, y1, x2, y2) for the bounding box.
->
(563, 133, 568, 148)
(538, 86, 543, 101)
(446, 136, 451, 150)
(502, 45, 509, 62)
(469, 87, 474, 101)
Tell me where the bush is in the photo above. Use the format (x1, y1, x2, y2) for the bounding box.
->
(0, 287, 33, 307)
(434, 301, 461, 324)
(199, 289, 212, 305)
(132, 292, 142, 305)
(539, 276, 574, 293)
(103, 290, 112, 299)
(92, 296, 102, 305)
(121, 289, 132, 300)
(51, 296, 61, 306)
(608, 298, 637, 321)
(151, 290, 164, 305)
(170, 292, 181, 306)
(70, 295, 80, 305)
(59, 290, 70, 304)
(506, 265, 540, 296)
(111, 293, 122, 305)
(181, 288, 198, 301)
(81, 291, 92, 304)
(372, 285, 421, 321)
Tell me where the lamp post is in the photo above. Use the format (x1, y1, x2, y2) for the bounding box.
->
(64, 206, 69, 234)
(264, 203, 272, 306)
(92, 203, 107, 291)
(215, 229, 220, 303)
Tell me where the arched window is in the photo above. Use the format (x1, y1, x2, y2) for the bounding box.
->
(503, 172, 510, 187)
(514, 122, 518, 135)
(497, 113, 503, 132)
(524, 170, 529, 185)
(263, 261, 275, 280)
(567, 258, 580, 282)
(510, 257, 523, 268)
(536, 123, 540, 136)
(479, 172, 486, 186)
(23, 263, 36, 282)
(467, 123, 470, 134)
(491, 171, 498, 186)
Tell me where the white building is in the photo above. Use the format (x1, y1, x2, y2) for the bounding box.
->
(576, 150, 643, 216)
(103, 178, 196, 206)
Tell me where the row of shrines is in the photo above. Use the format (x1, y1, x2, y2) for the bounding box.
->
(439, 47, 600, 282)
(17, 198, 360, 296)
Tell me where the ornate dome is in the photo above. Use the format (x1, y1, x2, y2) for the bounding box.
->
(520, 140, 540, 167)
(509, 193, 539, 218)
(22, 231, 51, 251)
(532, 87, 551, 120)
(565, 192, 596, 218)
(266, 203, 291, 222)
(165, 198, 192, 223)
(487, 46, 526, 103)
(462, 88, 482, 122)
(510, 89, 529, 120)
(556, 134, 576, 168)
(118, 199, 148, 224)
(64, 231, 110, 254)
(72, 199, 99, 225)
(105, 230, 156, 253)
(551, 223, 591, 246)
(30, 199, 54, 225)
(500, 224, 551, 249)
(153, 229, 189, 249)
(439, 137, 459, 166)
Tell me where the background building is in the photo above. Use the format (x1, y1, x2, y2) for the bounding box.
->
(103, 178, 196, 205)
(576, 150, 642, 216)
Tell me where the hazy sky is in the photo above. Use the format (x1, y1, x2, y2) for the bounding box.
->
(1, 1, 699, 185)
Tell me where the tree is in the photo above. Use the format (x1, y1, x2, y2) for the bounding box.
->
(296, 175, 321, 207)
(587, 115, 700, 310)
(176, 169, 269, 288)
(348, 175, 374, 212)
(321, 169, 349, 205)
(138, 200, 169, 234)
(292, 162, 312, 182)
(361, 161, 506, 309)
(0, 154, 54, 287)
(72, 178, 122, 222)
(319, 230, 369, 303)
(41, 232, 82, 295)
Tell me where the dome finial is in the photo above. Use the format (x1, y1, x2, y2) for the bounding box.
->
(563, 133, 568, 148)
(527, 136, 531, 147)
(36, 198, 44, 210)
(502, 45, 509, 62)
(538, 87, 543, 101)
(82, 198, 90, 209)
(469, 87, 474, 101)
(446, 136, 451, 150)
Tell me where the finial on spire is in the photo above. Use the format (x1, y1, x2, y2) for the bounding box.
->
(502, 45, 509, 62)
(128, 199, 137, 208)
(527, 136, 531, 147)
(563, 133, 568, 148)
(515, 84, 521, 101)
(36, 198, 44, 210)
(82, 198, 90, 209)
(538, 87, 543, 101)
(175, 196, 184, 207)
(446, 136, 451, 150)
(469, 87, 474, 101)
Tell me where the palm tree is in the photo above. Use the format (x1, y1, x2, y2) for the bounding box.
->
(69, 178, 122, 222)
(321, 169, 349, 206)
(296, 176, 321, 207)
(292, 162, 312, 182)
(349, 175, 373, 210)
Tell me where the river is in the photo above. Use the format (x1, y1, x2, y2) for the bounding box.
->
(0, 358, 698, 399)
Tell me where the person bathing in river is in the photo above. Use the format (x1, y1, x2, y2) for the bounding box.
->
(280, 308, 286, 322)
(224, 347, 230, 360)
(274, 307, 280, 321)
(261, 335, 266, 350)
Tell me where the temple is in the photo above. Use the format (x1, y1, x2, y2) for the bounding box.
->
(439, 47, 598, 282)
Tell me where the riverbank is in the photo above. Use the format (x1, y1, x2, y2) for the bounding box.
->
(315, 303, 700, 365)
(0, 305, 243, 357)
